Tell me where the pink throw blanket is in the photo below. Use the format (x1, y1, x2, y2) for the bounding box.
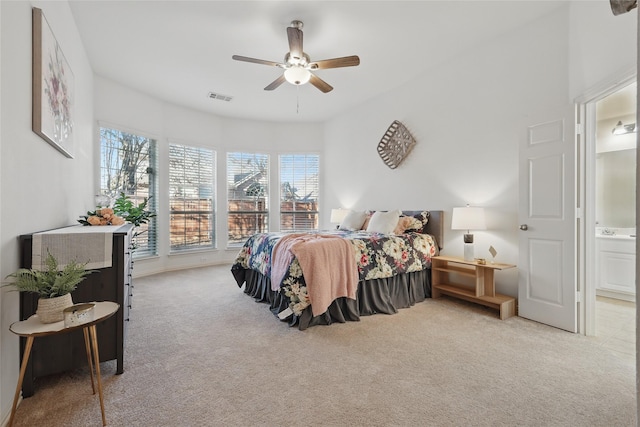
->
(289, 235, 359, 317)
(270, 233, 308, 291)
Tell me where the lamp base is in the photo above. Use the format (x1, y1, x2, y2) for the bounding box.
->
(463, 243, 474, 262)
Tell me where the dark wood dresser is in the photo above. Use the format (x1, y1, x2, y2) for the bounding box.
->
(18, 223, 133, 397)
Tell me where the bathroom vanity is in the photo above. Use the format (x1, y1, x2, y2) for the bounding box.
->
(595, 230, 635, 301)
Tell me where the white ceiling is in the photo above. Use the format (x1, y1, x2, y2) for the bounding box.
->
(68, 0, 567, 123)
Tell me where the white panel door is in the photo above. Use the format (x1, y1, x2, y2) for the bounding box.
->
(518, 108, 577, 332)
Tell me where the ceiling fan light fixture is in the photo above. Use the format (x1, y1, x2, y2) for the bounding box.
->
(284, 66, 311, 85)
(232, 20, 358, 93)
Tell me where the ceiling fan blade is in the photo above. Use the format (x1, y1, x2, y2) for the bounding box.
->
(232, 55, 283, 68)
(610, 0, 637, 15)
(309, 73, 333, 93)
(287, 26, 304, 61)
(264, 74, 287, 91)
(309, 55, 360, 70)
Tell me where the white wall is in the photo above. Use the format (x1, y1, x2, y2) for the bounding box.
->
(568, 1, 637, 100)
(0, 1, 637, 424)
(0, 2, 3, 424)
(323, 2, 637, 299)
(94, 76, 324, 276)
(0, 1, 94, 422)
(323, 6, 573, 297)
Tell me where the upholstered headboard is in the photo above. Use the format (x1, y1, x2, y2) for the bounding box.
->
(402, 210, 444, 250)
(425, 210, 444, 250)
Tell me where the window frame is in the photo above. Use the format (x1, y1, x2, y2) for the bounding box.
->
(226, 151, 270, 247)
(98, 124, 158, 258)
(169, 142, 216, 252)
(278, 153, 320, 232)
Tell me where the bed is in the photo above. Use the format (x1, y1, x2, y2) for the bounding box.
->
(231, 210, 444, 330)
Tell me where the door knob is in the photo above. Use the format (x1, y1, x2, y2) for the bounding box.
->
(520, 224, 528, 231)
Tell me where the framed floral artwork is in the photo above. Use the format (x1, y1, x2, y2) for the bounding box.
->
(32, 7, 74, 158)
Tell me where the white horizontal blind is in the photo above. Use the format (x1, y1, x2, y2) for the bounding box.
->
(99, 127, 157, 257)
(279, 154, 319, 231)
(227, 152, 269, 246)
(169, 144, 215, 251)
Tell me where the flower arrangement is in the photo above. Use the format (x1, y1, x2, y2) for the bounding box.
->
(78, 207, 125, 226)
(79, 193, 155, 228)
(78, 193, 156, 253)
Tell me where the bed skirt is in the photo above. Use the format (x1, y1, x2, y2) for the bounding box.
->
(232, 268, 432, 330)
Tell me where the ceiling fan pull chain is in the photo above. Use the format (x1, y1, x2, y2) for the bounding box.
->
(296, 85, 300, 114)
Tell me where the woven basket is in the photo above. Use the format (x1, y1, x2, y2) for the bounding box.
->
(36, 293, 73, 324)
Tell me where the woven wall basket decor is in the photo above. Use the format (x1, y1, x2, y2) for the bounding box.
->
(377, 120, 416, 169)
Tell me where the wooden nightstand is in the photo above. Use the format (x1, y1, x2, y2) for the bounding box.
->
(431, 255, 517, 319)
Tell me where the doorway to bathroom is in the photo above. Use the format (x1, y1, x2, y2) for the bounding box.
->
(580, 71, 636, 357)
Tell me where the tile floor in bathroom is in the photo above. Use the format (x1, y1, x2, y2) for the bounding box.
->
(595, 296, 636, 364)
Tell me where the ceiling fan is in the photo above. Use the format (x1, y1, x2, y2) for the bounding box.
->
(232, 20, 360, 93)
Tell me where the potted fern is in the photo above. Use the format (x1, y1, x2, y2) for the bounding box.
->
(5, 252, 92, 323)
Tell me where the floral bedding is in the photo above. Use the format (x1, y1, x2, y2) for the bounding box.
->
(231, 229, 439, 316)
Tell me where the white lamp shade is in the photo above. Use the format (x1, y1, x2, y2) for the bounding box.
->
(284, 66, 311, 85)
(451, 206, 486, 231)
(330, 208, 349, 224)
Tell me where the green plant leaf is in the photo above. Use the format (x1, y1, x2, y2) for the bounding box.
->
(113, 192, 156, 227)
(4, 252, 91, 298)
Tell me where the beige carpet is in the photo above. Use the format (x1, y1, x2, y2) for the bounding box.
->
(9, 264, 636, 426)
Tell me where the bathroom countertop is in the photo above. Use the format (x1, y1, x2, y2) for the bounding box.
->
(595, 227, 636, 239)
(595, 234, 636, 240)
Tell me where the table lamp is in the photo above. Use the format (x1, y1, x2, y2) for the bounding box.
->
(330, 208, 348, 229)
(451, 205, 486, 261)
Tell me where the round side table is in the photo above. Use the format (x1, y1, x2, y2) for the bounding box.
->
(8, 301, 119, 427)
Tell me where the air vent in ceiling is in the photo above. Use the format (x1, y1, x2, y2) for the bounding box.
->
(207, 92, 233, 102)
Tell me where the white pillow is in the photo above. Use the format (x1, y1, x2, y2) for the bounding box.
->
(339, 210, 368, 231)
(366, 210, 402, 234)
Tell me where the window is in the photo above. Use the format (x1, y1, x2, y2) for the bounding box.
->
(100, 127, 157, 257)
(169, 144, 215, 251)
(227, 152, 269, 246)
(279, 154, 319, 231)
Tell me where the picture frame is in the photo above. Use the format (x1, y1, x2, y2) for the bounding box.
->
(32, 7, 74, 158)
